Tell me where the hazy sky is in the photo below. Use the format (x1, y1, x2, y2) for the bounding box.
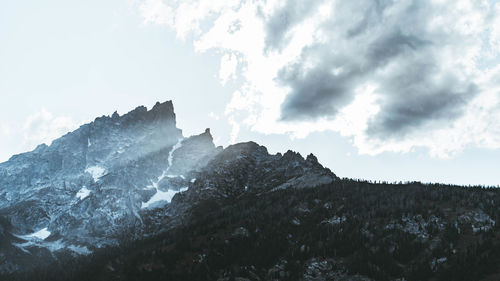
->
(1, 0, 500, 186)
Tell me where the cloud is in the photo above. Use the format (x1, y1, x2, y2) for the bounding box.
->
(208, 111, 220, 120)
(219, 53, 238, 85)
(263, 0, 324, 51)
(0, 123, 11, 137)
(23, 109, 78, 150)
(139, 0, 500, 157)
(277, 43, 364, 121)
(491, 3, 500, 51)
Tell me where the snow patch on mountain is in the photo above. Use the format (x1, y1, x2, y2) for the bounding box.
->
(15, 227, 51, 240)
(141, 189, 178, 209)
(85, 166, 105, 182)
(67, 245, 92, 255)
(76, 187, 91, 200)
(168, 139, 183, 167)
(13, 238, 91, 256)
(142, 139, 185, 209)
(13, 228, 92, 255)
(13, 239, 65, 254)
(141, 186, 189, 209)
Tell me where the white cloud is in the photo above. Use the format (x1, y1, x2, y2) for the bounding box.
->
(0, 122, 11, 136)
(208, 111, 220, 120)
(219, 53, 238, 85)
(227, 116, 240, 144)
(490, 3, 500, 54)
(139, 0, 174, 26)
(139, 0, 500, 158)
(23, 109, 79, 150)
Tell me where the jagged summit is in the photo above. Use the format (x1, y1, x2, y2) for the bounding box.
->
(152, 100, 174, 114)
(0, 100, 337, 275)
(203, 128, 212, 137)
(4, 101, 178, 164)
(92, 100, 176, 128)
(306, 153, 318, 163)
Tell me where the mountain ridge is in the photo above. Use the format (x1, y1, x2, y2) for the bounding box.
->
(2, 101, 500, 281)
(0, 100, 336, 276)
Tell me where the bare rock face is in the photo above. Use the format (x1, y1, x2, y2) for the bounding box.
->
(0, 101, 185, 272)
(0, 101, 336, 274)
(180, 142, 337, 202)
(168, 128, 222, 177)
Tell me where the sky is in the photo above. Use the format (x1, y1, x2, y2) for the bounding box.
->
(1, 0, 500, 186)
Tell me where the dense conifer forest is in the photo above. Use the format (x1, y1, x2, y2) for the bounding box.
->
(6, 179, 500, 281)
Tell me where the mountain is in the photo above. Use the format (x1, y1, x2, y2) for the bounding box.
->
(0, 101, 335, 275)
(1, 101, 500, 281)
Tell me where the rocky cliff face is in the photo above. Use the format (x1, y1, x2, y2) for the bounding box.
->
(0, 101, 336, 274)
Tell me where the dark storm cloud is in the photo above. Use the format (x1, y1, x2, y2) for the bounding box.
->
(374, 62, 476, 137)
(367, 30, 432, 68)
(346, 0, 392, 38)
(368, 59, 478, 138)
(279, 47, 362, 120)
(278, 28, 434, 124)
(271, 0, 479, 137)
(369, 89, 474, 136)
(279, 64, 356, 120)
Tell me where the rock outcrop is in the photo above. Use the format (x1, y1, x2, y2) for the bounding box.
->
(0, 101, 336, 274)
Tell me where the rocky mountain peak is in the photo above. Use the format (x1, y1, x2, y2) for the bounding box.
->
(150, 100, 175, 121)
(203, 128, 212, 138)
(189, 128, 213, 143)
(306, 153, 318, 163)
(108, 101, 176, 128)
(283, 149, 302, 158)
(0, 100, 338, 276)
